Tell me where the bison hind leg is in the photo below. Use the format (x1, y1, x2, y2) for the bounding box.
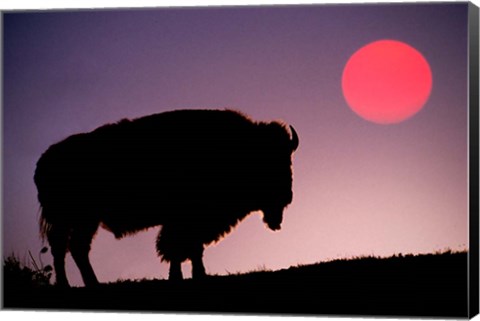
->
(46, 222, 70, 287)
(69, 222, 100, 286)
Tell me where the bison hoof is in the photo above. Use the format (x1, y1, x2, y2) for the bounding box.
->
(192, 270, 207, 280)
(168, 275, 183, 282)
(168, 270, 183, 282)
(84, 280, 101, 287)
(55, 281, 71, 289)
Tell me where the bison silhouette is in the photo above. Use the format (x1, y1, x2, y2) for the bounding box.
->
(34, 109, 299, 287)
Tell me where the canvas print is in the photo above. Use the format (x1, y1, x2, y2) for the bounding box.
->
(2, 1, 479, 318)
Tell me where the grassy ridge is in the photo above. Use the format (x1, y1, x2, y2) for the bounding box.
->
(3, 251, 468, 317)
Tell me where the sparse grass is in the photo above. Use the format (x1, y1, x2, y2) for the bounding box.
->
(289, 249, 463, 271)
(223, 264, 271, 276)
(3, 247, 53, 288)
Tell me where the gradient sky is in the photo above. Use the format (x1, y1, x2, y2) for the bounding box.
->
(3, 3, 469, 286)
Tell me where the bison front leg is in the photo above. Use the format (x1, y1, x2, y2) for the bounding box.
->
(156, 225, 206, 280)
(156, 225, 184, 281)
(190, 244, 206, 279)
(168, 259, 183, 281)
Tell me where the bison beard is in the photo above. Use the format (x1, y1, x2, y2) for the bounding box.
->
(34, 109, 299, 287)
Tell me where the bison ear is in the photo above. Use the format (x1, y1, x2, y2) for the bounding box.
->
(289, 125, 299, 151)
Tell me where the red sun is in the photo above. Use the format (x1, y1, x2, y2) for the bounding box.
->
(342, 40, 432, 124)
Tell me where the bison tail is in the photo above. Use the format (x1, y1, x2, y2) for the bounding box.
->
(39, 207, 53, 241)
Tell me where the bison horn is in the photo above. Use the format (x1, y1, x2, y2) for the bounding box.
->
(289, 125, 299, 151)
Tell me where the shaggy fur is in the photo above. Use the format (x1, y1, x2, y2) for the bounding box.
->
(34, 109, 299, 286)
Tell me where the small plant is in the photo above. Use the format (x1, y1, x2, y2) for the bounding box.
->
(3, 247, 53, 288)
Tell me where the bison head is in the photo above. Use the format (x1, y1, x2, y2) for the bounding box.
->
(258, 124, 299, 231)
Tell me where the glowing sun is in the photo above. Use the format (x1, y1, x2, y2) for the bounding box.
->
(342, 39, 432, 124)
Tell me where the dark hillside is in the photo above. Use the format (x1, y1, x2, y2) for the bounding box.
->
(3, 252, 468, 317)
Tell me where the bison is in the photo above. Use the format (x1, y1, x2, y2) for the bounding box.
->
(34, 109, 299, 287)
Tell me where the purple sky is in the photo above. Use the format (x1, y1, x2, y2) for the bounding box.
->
(3, 3, 469, 286)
